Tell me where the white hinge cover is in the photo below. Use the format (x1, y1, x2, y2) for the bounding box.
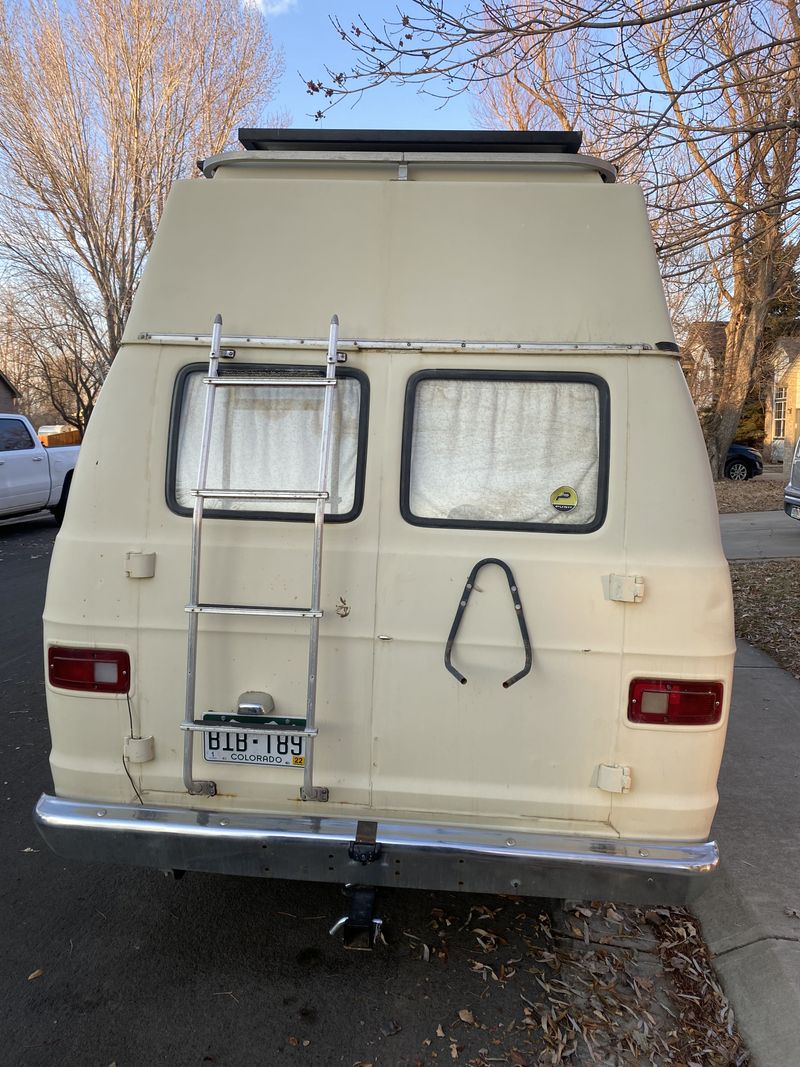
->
(597, 763, 632, 794)
(606, 574, 644, 603)
(125, 551, 156, 579)
(124, 735, 155, 763)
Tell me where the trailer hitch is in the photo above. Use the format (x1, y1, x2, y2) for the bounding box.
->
(330, 885, 383, 950)
(330, 823, 384, 949)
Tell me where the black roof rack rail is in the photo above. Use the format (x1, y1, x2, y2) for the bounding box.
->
(237, 128, 582, 155)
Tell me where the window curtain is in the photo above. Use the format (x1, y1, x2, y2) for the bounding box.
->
(175, 373, 361, 514)
(409, 379, 600, 525)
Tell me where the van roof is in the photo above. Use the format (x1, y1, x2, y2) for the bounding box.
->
(128, 130, 673, 349)
(237, 128, 583, 155)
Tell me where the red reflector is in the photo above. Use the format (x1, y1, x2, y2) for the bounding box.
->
(48, 647, 130, 694)
(628, 679, 723, 726)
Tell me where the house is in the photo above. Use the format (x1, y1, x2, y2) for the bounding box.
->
(680, 321, 727, 412)
(0, 369, 20, 413)
(681, 324, 800, 464)
(763, 336, 800, 465)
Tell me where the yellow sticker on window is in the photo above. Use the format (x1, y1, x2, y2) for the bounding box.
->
(550, 486, 578, 512)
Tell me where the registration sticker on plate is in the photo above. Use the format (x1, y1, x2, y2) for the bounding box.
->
(202, 714, 305, 767)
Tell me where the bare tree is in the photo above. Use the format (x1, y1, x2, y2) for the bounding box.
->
(311, 1, 800, 476)
(0, 0, 282, 427)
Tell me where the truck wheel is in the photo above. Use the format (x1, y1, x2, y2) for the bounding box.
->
(725, 459, 751, 481)
(52, 475, 72, 526)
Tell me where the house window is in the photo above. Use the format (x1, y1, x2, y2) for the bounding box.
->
(774, 387, 787, 439)
(401, 371, 609, 533)
(168, 363, 369, 522)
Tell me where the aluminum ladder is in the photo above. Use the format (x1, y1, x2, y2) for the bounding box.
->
(180, 312, 340, 801)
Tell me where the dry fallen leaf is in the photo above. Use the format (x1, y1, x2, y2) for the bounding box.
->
(436, 1023, 445, 1038)
(457, 1009, 474, 1025)
(27, 969, 43, 981)
(287, 1036, 300, 1047)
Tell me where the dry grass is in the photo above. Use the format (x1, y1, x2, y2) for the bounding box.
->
(715, 478, 784, 514)
(730, 559, 800, 679)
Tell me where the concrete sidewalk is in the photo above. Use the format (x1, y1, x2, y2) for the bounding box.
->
(693, 640, 800, 1067)
(721, 509, 800, 559)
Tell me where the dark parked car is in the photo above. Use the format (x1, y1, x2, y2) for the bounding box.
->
(725, 444, 763, 480)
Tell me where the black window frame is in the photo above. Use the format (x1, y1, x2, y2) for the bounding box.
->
(166, 362, 370, 523)
(400, 369, 610, 534)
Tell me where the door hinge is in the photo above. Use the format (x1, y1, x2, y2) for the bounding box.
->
(596, 763, 632, 794)
(125, 551, 156, 579)
(605, 574, 644, 603)
(124, 735, 155, 763)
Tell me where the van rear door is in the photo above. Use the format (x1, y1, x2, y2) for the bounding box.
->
(137, 351, 377, 808)
(369, 355, 628, 828)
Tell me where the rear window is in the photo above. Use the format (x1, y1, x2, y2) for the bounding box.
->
(401, 371, 609, 532)
(0, 419, 35, 451)
(167, 363, 369, 522)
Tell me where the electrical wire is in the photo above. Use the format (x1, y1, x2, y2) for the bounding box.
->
(124, 693, 144, 805)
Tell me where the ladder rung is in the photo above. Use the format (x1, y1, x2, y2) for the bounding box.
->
(203, 376, 337, 387)
(186, 603, 323, 618)
(182, 721, 318, 738)
(192, 489, 329, 501)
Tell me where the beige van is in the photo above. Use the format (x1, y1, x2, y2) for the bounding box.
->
(35, 130, 735, 921)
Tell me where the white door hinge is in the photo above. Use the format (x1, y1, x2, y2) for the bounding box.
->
(605, 574, 644, 603)
(125, 551, 156, 579)
(124, 735, 155, 763)
(596, 763, 632, 794)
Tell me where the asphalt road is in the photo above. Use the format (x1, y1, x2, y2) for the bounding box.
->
(0, 517, 743, 1067)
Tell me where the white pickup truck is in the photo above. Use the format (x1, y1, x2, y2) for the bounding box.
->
(0, 413, 79, 524)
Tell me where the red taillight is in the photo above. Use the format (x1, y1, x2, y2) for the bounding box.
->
(628, 678, 723, 726)
(48, 647, 130, 694)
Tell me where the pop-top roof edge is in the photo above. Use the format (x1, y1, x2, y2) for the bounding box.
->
(197, 127, 616, 182)
(200, 149, 616, 182)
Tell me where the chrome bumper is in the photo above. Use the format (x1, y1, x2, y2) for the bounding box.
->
(34, 794, 718, 904)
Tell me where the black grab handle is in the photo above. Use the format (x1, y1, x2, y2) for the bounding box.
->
(444, 558, 533, 689)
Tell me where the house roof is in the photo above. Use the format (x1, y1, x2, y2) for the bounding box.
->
(773, 335, 800, 360)
(0, 368, 20, 398)
(682, 321, 727, 358)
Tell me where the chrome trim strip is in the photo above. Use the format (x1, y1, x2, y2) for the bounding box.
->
(136, 334, 656, 355)
(34, 795, 717, 904)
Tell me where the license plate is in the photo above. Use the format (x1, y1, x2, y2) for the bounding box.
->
(792, 505, 800, 520)
(202, 715, 305, 767)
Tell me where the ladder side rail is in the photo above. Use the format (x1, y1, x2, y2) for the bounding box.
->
(302, 314, 339, 802)
(183, 313, 224, 797)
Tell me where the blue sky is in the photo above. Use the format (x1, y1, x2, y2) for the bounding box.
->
(258, 0, 476, 129)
